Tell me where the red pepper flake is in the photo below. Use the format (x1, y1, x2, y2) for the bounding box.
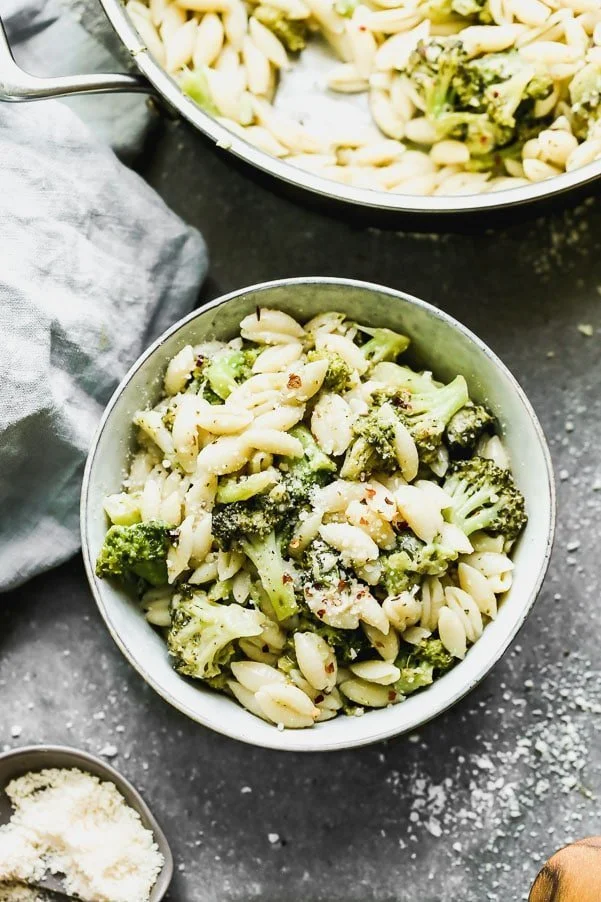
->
(282, 573, 293, 584)
(195, 354, 206, 368)
(287, 373, 302, 389)
(385, 497, 394, 505)
(388, 690, 397, 701)
(365, 488, 376, 499)
(338, 579, 348, 591)
(325, 662, 335, 674)
(289, 538, 301, 550)
(315, 694, 325, 704)
(317, 609, 326, 618)
(359, 23, 367, 30)
(360, 517, 369, 526)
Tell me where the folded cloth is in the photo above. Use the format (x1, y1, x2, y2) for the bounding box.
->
(0, 100, 208, 591)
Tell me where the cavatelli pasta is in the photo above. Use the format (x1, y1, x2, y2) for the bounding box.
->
(95, 307, 526, 729)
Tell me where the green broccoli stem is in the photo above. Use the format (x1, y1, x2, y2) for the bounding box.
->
(410, 375, 469, 423)
(179, 69, 219, 116)
(290, 424, 336, 473)
(205, 350, 247, 400)
(216, 470, 278, 504)
(360, 328, 410, 367)
(240, 532, 298, 621)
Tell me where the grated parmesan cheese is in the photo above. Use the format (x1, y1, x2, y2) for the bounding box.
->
(0, 769, 164, 902)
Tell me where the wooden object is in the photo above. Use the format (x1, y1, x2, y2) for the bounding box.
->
(529, 837, 601, 902)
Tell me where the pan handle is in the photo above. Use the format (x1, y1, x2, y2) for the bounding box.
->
(0, 14, 152, 101)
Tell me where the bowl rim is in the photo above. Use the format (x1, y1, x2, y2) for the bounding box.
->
(81, 276, 556, 752)
(0, 743, 174, 898)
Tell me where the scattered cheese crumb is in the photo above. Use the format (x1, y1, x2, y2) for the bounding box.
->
(268, 833, 280, 845)
(10, 727, 21, 739)
(577, 323, 594, 336)
(98, 744, 118, 758)
(0, 769, 163, 902)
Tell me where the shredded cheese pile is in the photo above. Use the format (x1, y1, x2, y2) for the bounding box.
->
(0, 768, 164, 902)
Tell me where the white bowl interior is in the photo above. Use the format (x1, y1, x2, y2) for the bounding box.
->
(81, 278, 554, 751)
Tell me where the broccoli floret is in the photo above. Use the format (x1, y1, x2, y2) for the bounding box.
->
(445, 402, 495, 455)
(394, 655, 434, 695)
(484, 66, 552, 132)
(95, 521, 170, 590)
(452, 0, 491, 18)
(463, 122, 538, 172)
(212, 494, 284, 546)
(569, 62, 601, 139)
(375, 374, 469, 467)
(240, 531, 298, 621)
(428, 0, 492, 23)
(307, 349, 355, 393)
(334, 0, 359, 14)
(397, 375, 469, 466)
(405, 41, 553, 154)
(443, 457, 527, 541)
(358, 327, 410, 368)
(394, 638, 455, 693)
(379, 532, 457, 596)
(167, 593, 264, 680)
(344, 370, 466, 474)
(180, 69, 220, 115)
(254, 5, 307, 51)
(380, 556, 420, 596)
(205, 348, 258, 400)
(340, 403, 401, 481)
(413, 638, 455, 672)
(289, 424, 336, 480)
(213, 427, 334, 547)
(406, 38, 468, 121)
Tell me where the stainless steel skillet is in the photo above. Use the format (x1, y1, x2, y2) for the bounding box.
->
(0, 4, 599, 222)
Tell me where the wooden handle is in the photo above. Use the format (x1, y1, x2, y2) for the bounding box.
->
(530, 837, 601, 902)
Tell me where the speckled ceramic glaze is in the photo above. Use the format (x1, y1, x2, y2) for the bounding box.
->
(81, 277, 555, 752)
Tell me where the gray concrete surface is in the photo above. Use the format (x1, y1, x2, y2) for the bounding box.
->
(3, 121, 601, 902)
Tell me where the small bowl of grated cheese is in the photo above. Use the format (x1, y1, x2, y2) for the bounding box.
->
(0, 745, 173, 902)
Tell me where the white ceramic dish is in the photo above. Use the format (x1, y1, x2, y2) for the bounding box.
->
(81, 277, 555, 752)
(0, 745, 173, 900)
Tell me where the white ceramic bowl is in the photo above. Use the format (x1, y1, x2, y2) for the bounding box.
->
(81, 277, 555, 752)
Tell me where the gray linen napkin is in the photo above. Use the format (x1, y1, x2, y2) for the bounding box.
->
(0, 99, 207, 592)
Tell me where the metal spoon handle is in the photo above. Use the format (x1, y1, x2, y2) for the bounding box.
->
(0, 13, 151, 101)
